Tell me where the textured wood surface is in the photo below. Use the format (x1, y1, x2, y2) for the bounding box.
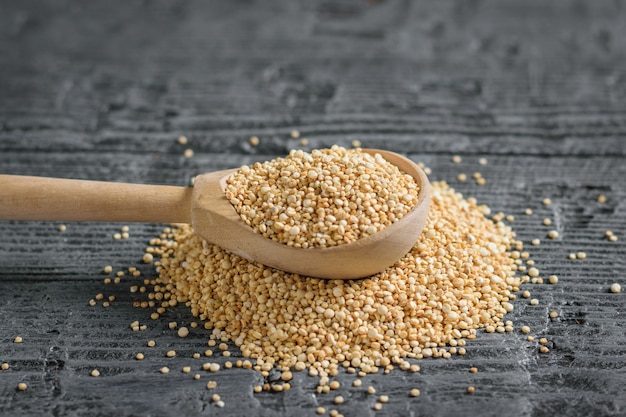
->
(1, 1, 626, 416)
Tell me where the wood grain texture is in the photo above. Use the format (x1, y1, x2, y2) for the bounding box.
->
(1, 0, 625, 416)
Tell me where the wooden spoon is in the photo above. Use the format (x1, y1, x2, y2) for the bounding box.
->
(0, 149, 430, 279)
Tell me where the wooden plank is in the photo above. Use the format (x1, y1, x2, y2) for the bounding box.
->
(1, 0, 626, 416)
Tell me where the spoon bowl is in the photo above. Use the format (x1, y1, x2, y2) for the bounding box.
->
(191, 149, 430, 279)
(0, 149, 430, 279)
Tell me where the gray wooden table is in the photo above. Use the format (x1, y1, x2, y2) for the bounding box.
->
(1, 1, 625, 416)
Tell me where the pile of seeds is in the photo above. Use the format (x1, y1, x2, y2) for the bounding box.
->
(225, 146, 420, 248)
(149, 177, 522, 377)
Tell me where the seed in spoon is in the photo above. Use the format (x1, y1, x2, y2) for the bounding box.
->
(225, 146, 419, 248)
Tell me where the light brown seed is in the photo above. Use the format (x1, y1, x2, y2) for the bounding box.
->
(178, 327, 189, 338)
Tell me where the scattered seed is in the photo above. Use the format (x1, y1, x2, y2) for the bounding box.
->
(597, 194, 607, 203)
(467, 386, 475, 394)
(548, 275, 559, 284)
(135, 353, 145, 360)
(184, 148, 194, 158)
(549, 311, 558, 319)
(530, 299, 539, 306)
(290, 130, 300, 139)
(576, 251, 587, 259)
(333, 396, 344, 405)
(166, 350, 176, 358)
(249, 136, 259, 146)
(547, 230, 559, 239)
(1, 363, 8, 371)
(469, 367, 478, 373)
(143, 253, 154, 264)
(457, 173, 467, 182)
(543, 218, 552, 226)
(452, 155, 462, 163)
(316, 407, 326, 415)
(409, 388, 421, 397)
(13, 336, 23, 343)
(178, 327, 189, 338)
(160, 367, 170, 374)
(90, 369, 100, 377)
(610, 283, 621, 293)
(17, 382, 28, 391)
(524, 208, 533, 215)
(177, 136, 188, 145)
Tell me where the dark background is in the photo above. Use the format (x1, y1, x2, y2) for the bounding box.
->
(1, 1, 625, 416)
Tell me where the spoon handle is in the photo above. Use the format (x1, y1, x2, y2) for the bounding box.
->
(0, 175, 193, 224)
